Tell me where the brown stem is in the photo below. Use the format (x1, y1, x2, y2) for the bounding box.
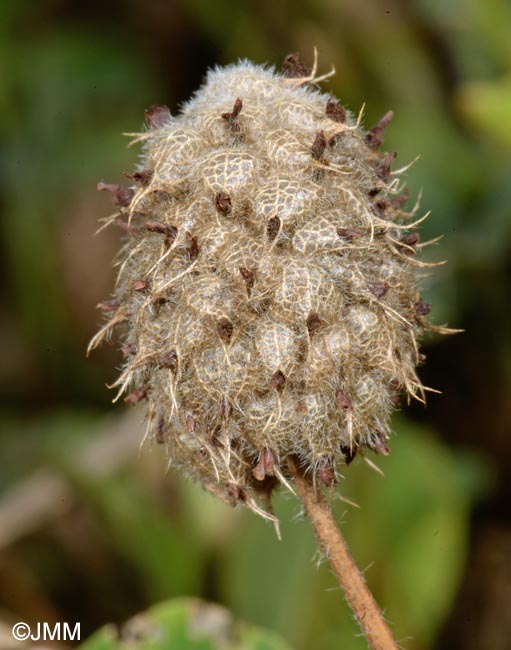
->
(289, 457, 399, 650)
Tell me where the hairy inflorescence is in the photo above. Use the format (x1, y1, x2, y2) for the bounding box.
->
(91, 53, 448, 524)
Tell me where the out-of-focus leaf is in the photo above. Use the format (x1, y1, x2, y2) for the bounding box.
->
(0, 410, 100, 489)
(80, 598, 293, 650)
(455, 76, 511, 147)
(468, 0, 510, 68)
(0, 27, 161, 402)
(27, 409, 206, 601)
(61, 468, 205, 601)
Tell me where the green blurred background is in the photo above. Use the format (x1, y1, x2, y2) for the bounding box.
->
(0, 0, 509, 648)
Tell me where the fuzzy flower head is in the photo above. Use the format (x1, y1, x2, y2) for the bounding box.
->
(91, 52, 448, 525)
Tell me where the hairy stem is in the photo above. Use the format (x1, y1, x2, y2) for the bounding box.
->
(289, 457, 399, 650)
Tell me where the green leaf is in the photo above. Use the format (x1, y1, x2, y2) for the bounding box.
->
(80, 598, 293, 650)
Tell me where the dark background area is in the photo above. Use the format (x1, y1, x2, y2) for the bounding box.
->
(0, 1, 509, 649)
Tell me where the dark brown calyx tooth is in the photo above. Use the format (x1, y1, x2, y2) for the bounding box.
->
(337, 226, 362, 241)
(368, 280, 390, 299)
(373, 198, 391, 217)
(267, 216, 281, 241)
(317, 455, 336, 487)
(306, 312, 325, 335)
(152, 297, 167, 316)
(121, 343, 137, 357)
(114, 219, 141, 238)
(296, 400, 307, 414)
(144, 105, 171, 129)
(401, 233, 420, 246)
(124, 388, 147, 405)
(165, 227, 178, 248)
(389, 379, 404, 407)
(398, 232, 420, 254)
(390, 392, 401, 407)
(143, 221, 178, 248)
(239, 267, 255, 292)
(368, 186, 383, 197)
(390, 188, 410, 209)
(270, 370, 286, 392)
(340, 445, 357, 465)
(143, 221, 169, 234)
(281, 52, 308, 78)
(215, 191, 232, 214)
(226, 483, 243, 503)
(96, 299, 120, 311)
(158, 350, 178, 372)
(97, 182, 134, 207)
(155, 417, 166, 444)
(221, 97, 243, 133)
(365, 110, 394, 148)
(368, 430, 390, 455)
(252, 447, 276, 481)
(335, 388, 352, 411)
(376, 151, 397, 180)
(326, 97, 347, 124)
(132, 280, 150, 292)
(374, 190, 411, 217)
(311, 130, 327, 161)
(224, 97, 243, 119)
(217, 317, 233, 342)
(124, 169, 153, 186)
(414, 301, 432, 316)
(186, 233, 199, 261)
(389, 378, 404, 392)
